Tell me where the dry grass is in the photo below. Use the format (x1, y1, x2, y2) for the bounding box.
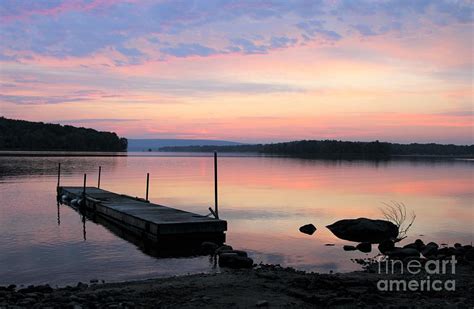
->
(380, 201, 416, 242)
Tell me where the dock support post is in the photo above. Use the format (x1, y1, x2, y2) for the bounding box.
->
(146, 173, 150, 202)
(83, 173, 87, 196)
(214, 151, 219, 219)
(98, 166, 101, 188)
(57, 163, 61, 188)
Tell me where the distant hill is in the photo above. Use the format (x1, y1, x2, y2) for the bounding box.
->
(127, 139, 242, 151)
(160, 140, 474, 158)
(0, 117, 127, 151)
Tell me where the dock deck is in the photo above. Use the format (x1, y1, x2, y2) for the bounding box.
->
(58, 186, 227, 243)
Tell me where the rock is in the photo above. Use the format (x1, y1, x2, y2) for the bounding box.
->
(387, 248, 420, 259)
(219, 253, 254, 269)
(421, 242, 439, 257)
(89, 279, 99, 284)
(414, 239, 425, 251)
(218, 250, 247, 257)
(343, 245, 357, 251)
(465, 248, 474, 261)
(215, 245, 233, 255)
(402, 240, 426, 253)
(378, 240, 395, 254)
(454, 243, 462, 248)
(201, 241, 219, 254)
(438, 247, 456, 256)
(61, 194, 71, 203)
(256, 300, 269, 307)
(356, 242, 372, 253)
(326, 218, 398, 243)
(299, 224, 317, 235)
(76, 282, 88, 289)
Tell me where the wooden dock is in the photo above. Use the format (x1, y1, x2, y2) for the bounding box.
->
(57, 186, 227, 244)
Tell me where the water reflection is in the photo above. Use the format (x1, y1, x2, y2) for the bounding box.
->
(0, 153, 472, 285)
(60, 199, 217, 259)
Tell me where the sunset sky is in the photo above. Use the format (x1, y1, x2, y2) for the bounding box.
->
(0, 0, 472, 144)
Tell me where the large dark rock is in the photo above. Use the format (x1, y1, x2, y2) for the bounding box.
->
(326, 218, 398, 243)
(299, 224, 317, 235)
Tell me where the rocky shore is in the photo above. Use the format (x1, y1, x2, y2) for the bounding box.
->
(1, 262, 473, 308)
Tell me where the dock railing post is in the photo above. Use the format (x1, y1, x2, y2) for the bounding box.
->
(98, 166, 101, 188)
(214, 151, 219, 219)
(146, 173, 150, 202)
(57, 163, 61, 188)
(83, 173, 87, 197)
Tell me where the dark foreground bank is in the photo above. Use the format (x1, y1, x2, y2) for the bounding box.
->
(1, 264, 473, 308)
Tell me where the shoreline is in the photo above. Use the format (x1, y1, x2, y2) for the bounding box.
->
(2, 264, 473, 308)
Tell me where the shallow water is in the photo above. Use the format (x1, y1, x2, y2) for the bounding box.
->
(0, 152, 472, 286)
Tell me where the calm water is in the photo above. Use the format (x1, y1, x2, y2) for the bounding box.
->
(0, 152, 472, 286)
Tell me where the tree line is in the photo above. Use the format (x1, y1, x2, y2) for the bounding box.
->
(160, 140, 474, 158)
(0, 117, 128, 151)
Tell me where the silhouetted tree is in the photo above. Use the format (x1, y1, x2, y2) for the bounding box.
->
(0, 117, 128, 151)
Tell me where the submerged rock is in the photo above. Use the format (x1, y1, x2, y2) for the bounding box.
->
(299, 224, 317, 235)
(356, 242, 372, 253)
(326, 218, 398, 243)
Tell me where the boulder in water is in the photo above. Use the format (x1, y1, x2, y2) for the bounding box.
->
(299, 224, 317, 235)
(326, 218, 398, 243)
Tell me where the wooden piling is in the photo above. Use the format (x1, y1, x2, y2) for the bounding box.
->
(214, 151, 219, 219)
(98, 166, 101, 188)
(83, 174, 87, 196)
(57, 163, 61, 187)
(146, 173, 150, 201)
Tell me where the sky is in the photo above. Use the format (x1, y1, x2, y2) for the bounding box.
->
(0, 0, 472, 144)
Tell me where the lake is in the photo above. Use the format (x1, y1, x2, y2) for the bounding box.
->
(0, 152, 472, 286)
